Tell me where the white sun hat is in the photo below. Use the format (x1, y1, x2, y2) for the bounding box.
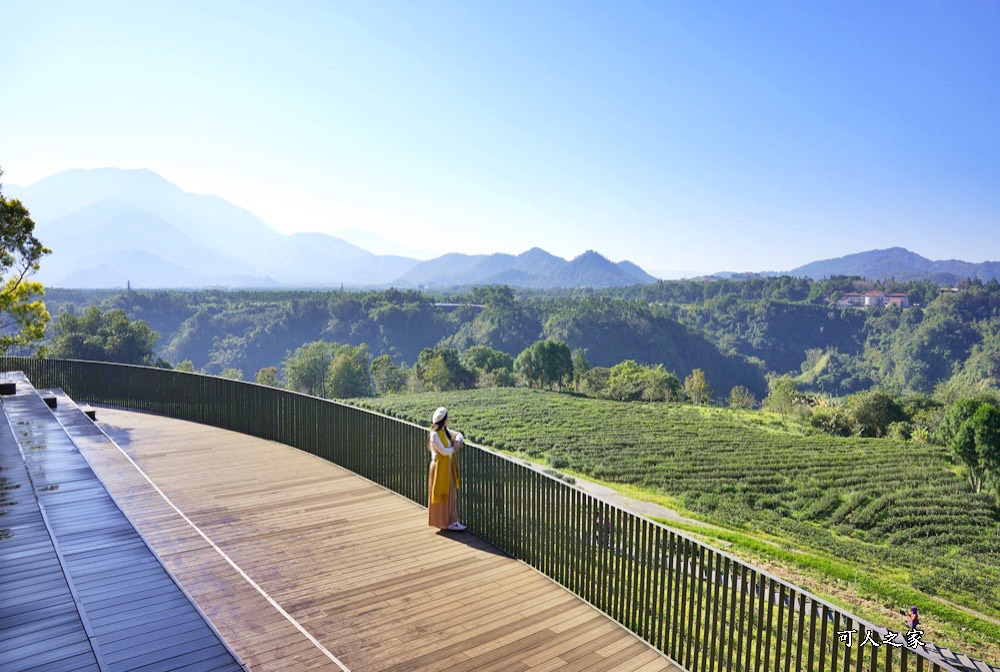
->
(432, 407, 448, 424)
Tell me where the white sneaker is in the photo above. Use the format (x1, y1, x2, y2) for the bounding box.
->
(447, 522, 467, 531)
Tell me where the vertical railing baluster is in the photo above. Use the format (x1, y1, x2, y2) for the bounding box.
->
(775, 582, 785, 672)
(756, 577, 768, 672)
(833, 611, 841, 672)
(641, 518, 653, 644)
(625, 507, 637, 632)
(653, 526, 667, 652)
(671, 532, 685, 660)
(716, 556, 731, 672)
(677, 536, 690, 664)
(736, 565, 749, 672)
(660, 530, 673, 654)
(698, 549, 714, 672)
(745, 568, 757, 672)
(843, 616, 853, 672)
(856, 622, 866, 672)
(795, 592, 806, 672)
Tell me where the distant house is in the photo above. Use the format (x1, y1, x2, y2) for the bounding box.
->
(887, 293, 910, 307)
(836, 290, 909, 308)
(864, 290, 886, 307)
(836, 292, 866, 307)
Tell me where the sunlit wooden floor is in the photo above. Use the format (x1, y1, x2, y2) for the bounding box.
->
(69, 406, 680, 672)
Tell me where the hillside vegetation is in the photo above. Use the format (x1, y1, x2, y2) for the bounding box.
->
(43, 276, 1000, 402)
(353, 387, 1000, 658)
(43, 285, 765, 396)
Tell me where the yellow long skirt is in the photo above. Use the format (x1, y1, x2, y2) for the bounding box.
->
(428, 461, 459, 529)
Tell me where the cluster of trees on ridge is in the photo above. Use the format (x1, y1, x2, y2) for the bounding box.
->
(38, 275, 1000, 404)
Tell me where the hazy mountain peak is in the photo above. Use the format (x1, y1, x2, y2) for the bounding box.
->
(520, 246, 553, 257)
(569, 250, 615, 266)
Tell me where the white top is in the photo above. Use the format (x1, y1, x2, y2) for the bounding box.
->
(429, 430, 463, 459)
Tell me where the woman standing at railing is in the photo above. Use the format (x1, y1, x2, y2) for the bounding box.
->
(428, 406, 466, 531)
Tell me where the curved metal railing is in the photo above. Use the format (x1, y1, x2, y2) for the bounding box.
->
(1, 357, 961, 672)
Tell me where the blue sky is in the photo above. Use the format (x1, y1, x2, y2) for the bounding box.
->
(2, 1, 998, 275)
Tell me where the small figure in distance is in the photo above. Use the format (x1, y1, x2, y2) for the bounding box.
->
(428, 406, 466, 532)
(907, 606, 920, 631)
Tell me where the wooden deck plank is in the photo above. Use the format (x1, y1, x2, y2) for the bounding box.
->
(71, 407, 680, 672)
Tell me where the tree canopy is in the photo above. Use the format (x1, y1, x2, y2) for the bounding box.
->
(284, 341, 337, 397)
(515, 339, 573, 390)
(944, 399, 1000, 493)
(35, 276, 1000, 406)
(49, 306, 158, 364)
(0, 166, 50, 352)
(284, 340, 374, 397)
(415, 346, 475, 392)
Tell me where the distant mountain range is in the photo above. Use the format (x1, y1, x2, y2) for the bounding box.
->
(10, 169, 993, 289)
(398, 248, 654, 289)
(6, 168, 655, 289)
(786, 247, 1000, 283)
(709, 247, 1000, 283)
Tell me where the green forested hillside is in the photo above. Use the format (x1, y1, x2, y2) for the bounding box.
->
(354, 387, 1000, 658)
(615, 277, 1000, 395)
(43, 286, 767, 396)
(42, 276, 1000, 399)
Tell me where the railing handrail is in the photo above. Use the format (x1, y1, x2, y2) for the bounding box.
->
(3, 356, 963, 672)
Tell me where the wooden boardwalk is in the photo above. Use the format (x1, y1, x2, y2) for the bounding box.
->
(68, 406, 680, 672)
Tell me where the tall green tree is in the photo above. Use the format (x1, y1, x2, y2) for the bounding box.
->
(764, 375, 802, 414)
(49, 307, 158, 364)
(728, 385, 757, 409)
(683, 368, 712, 405)
(605, 360, 645, 401)
(461, 345, 515, 388)
(515, 339, 573, 390)
(284, 340, 373, 397)
(446, 285, 542, 354)
(327, 344, 373, 397)
(845, 390, 906, 438)
(0, 166, 50, 352)
(461, 345, 514, 374)
(415, 346, 475, 392)
(254, 366, 280, 387)
(571, 348, 590, 392)
(642, 364, 682, 402)
(284, 341, 339, 396)
(939, 398, 990, 444)
(371, 354, 407, 394)
(948, 401, 1000, 493)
